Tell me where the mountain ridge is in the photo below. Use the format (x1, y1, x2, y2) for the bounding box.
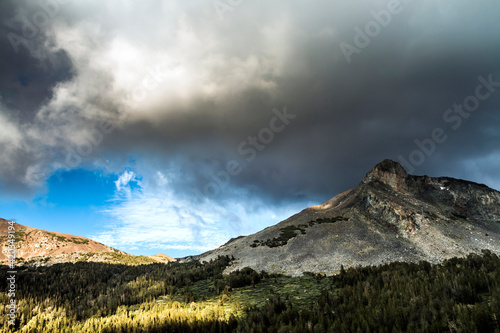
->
(198, 159, 500, 276)
(0, 219, 163, 266)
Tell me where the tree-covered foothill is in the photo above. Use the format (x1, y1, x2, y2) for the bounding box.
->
(1, 251, 499, 332)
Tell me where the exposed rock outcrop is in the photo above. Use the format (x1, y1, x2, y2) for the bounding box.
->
(363, 159, 409, 191)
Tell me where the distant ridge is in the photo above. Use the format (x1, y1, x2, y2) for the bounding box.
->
(0, 219, 115, 261)
(0, 219, 173, 266)
(149, 253, 177, 263)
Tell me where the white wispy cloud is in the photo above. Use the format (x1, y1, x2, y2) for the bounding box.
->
(114, 170, 140, 198)
(92, 169, 312, 254)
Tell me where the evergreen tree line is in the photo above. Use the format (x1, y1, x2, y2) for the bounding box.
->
(0, 251, 499, 332)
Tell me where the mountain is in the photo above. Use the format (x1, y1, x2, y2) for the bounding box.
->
(0, 219, 153, 266)
(199, 159, 500, 276)
(148, 253, 177, 263)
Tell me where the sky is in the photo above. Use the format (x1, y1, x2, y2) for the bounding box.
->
(0, 0, 499, 257)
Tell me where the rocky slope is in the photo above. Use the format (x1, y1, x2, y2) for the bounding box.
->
(0, 219, 153, 266)
(199, 159, 500, 276)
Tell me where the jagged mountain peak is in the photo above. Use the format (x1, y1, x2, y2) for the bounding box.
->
(369, 159, 407, 176)
(362, 159, 408, 190)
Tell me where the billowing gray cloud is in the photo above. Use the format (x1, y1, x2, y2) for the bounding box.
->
(1, 0, 500, 207)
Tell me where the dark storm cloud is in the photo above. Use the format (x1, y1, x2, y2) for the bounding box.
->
(1, 0, 500, 204)
(0, 0, 72, 115)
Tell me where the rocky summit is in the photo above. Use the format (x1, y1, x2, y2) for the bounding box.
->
(199, 159, 500, 276)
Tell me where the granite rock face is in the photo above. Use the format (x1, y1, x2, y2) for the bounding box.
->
(199, 160, 500, 276)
